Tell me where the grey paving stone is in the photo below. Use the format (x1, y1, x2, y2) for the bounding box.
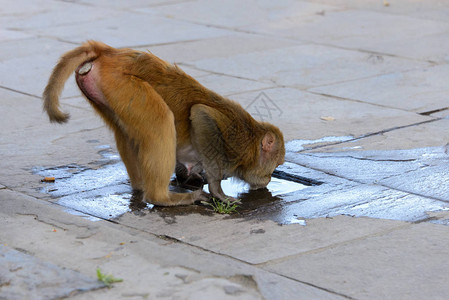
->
(138, 0, 336, 28)
(191, 44, 430, 88)
(304, 118, 449, 152)
(242, 9, 448, 54)
(0, 29, 33, 42)
(77, 0, 190, 9)
(289, 146, 449, 202)
(289, 146, 443, 184)
(355, 31, 449, 63)
(1, 3, 117, 31)
(135, 33, 300, 64)
(0, 52, 79, 98)
(305, 0, 449, 22)
(196, 74, 273, 96)
(264, 223, 449, 300)
(117, 211, 405, 265)
(0, 189, 346, 300)
(0, 245, 103, 300)
(27, 11, 232, 48)
(310, 64, 449, 113)
(278, 183, 449, 222)
(380, 163, 449, 202)
(232, 88, 430, 141)
(0, 38, 74, 61)
(1, 0, 73, 17)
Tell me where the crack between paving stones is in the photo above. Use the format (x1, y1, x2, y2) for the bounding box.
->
(15, 213, 66, 231)
(178, 62, 267, 83)
(116, 38, 211, 51)
(419, 107, 449, 116)
(13, 188, 122, 225)
(303, 153, 417, 163)
(49, 125, 107, 144)
(0, 85, 41, 99)
(297, 118, 441, 152)
(147, 233, 356, 300)
(307, 90, 433, 113)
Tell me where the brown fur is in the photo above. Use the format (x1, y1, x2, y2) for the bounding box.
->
(43, 41, 285, 205)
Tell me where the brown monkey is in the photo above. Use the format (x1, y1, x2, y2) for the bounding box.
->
(43, 41, 285, 205)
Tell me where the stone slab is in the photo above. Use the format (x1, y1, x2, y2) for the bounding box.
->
(117, 211, 405, 265)
(27, 11, 232, 48)
(191, 44, 430, 89)
(136, 33, 300, 64)
(0, 245, 103, 300)
(0, 29, 33, 42)
(1, 2, 117, 31)
(303, 118, 449, 152)
(264, 223, 449, 299)
(242, 9, 448, 55)
(305, 0, 449, 23)
(290, 146, 449, 202)
(271, 183, 449, 222)
(231, 88, 430, 141)
(0, 189, 346, 300)
(0, 38, 75, 61)
(76, 0, 191, 9)
(0, 89, 113, 188)
(290, 145, 443, 183)
(310, 64, 449, 113)
(196, 74, 273, 97)
(0, 51, 79, 98)
(138, 0, 337, 28)
(359, 31, 449, 63)
(380, 162, 449, 202)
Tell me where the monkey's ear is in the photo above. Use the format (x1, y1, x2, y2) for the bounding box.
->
(262, 132, 276, 153)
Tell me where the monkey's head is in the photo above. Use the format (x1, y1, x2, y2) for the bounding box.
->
(241, 124, 285, 190)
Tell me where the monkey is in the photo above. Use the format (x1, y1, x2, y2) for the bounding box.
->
(174, 161, 205, 189)
(43, 41, 285, 206)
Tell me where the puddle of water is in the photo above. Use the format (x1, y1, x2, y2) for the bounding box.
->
(35, 160, 311, 222)
(35, 145, 449, 226)
(203, 177, 308, 198)
(36, 163, 128, 197)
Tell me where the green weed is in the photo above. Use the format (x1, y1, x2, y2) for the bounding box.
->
(96, 268, 123, 287)
(202, 198, 240, 214)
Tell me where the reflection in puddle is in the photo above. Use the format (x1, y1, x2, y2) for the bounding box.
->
(203, 177, 307, 198)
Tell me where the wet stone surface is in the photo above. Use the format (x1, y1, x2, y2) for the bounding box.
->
(34, 142, 449, 225)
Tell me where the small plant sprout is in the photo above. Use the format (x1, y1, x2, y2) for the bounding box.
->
(202, 198, 241, 214)
(96, 268, 123, 287)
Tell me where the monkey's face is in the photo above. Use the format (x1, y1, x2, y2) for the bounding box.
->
(244, 131, 285, 190)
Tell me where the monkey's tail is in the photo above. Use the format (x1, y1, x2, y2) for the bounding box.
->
(42, 41, 103, 123)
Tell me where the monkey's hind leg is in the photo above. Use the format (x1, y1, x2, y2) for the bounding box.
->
(103, 75, 202, 206)
(113, 128, 143, 192)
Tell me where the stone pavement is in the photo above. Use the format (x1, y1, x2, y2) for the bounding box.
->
(1, 0, 449, 299)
